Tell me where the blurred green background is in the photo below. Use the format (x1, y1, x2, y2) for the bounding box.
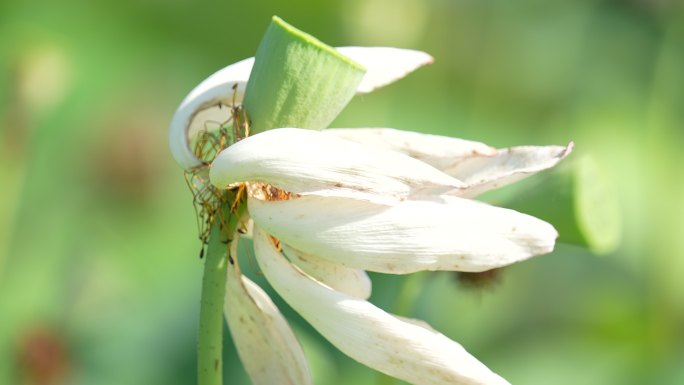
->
(1, 0, 683, 384)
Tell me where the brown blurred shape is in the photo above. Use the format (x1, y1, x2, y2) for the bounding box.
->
(16, 327, 71, 385)
(455, 268, 503, 291)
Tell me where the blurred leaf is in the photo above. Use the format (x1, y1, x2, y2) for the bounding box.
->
(504, 155, 621, 254)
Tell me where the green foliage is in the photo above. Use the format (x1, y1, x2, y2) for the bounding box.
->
(503, 155, 621, 254)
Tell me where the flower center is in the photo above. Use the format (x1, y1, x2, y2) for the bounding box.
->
(247, 183, 296, 202)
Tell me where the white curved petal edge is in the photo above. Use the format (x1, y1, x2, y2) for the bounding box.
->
(249, 194, 557, 274)
(169, 58, 253, 169)
(335, 47, 433, 93)
(253, 227, 510, 385)
(169, 47, 431, 169)
(210, 128, 464, 204)
(324, 128, 573, 197)
(224, 261, 312, 385)
(324, 128, 496, 166)
(283, 244, 372, 299)
(446, 142, 574, 198)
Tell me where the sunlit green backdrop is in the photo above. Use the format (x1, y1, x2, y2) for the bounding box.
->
(1, 1, 682, 384)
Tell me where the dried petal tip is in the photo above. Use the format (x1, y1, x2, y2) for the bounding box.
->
(453, 141, 574, 198)
(326, 129, 573, 198)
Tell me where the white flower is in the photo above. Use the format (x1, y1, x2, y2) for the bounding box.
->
(170, 47, 571, 385)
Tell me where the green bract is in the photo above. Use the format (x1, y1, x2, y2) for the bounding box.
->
(244, 16, 366, 134)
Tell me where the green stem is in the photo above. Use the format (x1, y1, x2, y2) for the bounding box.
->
(197, 221, 228, 385)
(197, 195, 245, 385)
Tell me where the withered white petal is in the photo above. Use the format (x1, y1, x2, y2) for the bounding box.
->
(210, 128, 464, 204)
(170, 48, 431, 169)
(335, 47, 433, 93)
(169, 58, 253, 169)
(249, 194, 557, 274)
(253, 227, 510, 385)
(283, 244, 372, 299)
(224, 261, 312, 385)
(324, 128, 496, 163)
(325, 128, 572, 197)
(443, 143, 574, 198)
